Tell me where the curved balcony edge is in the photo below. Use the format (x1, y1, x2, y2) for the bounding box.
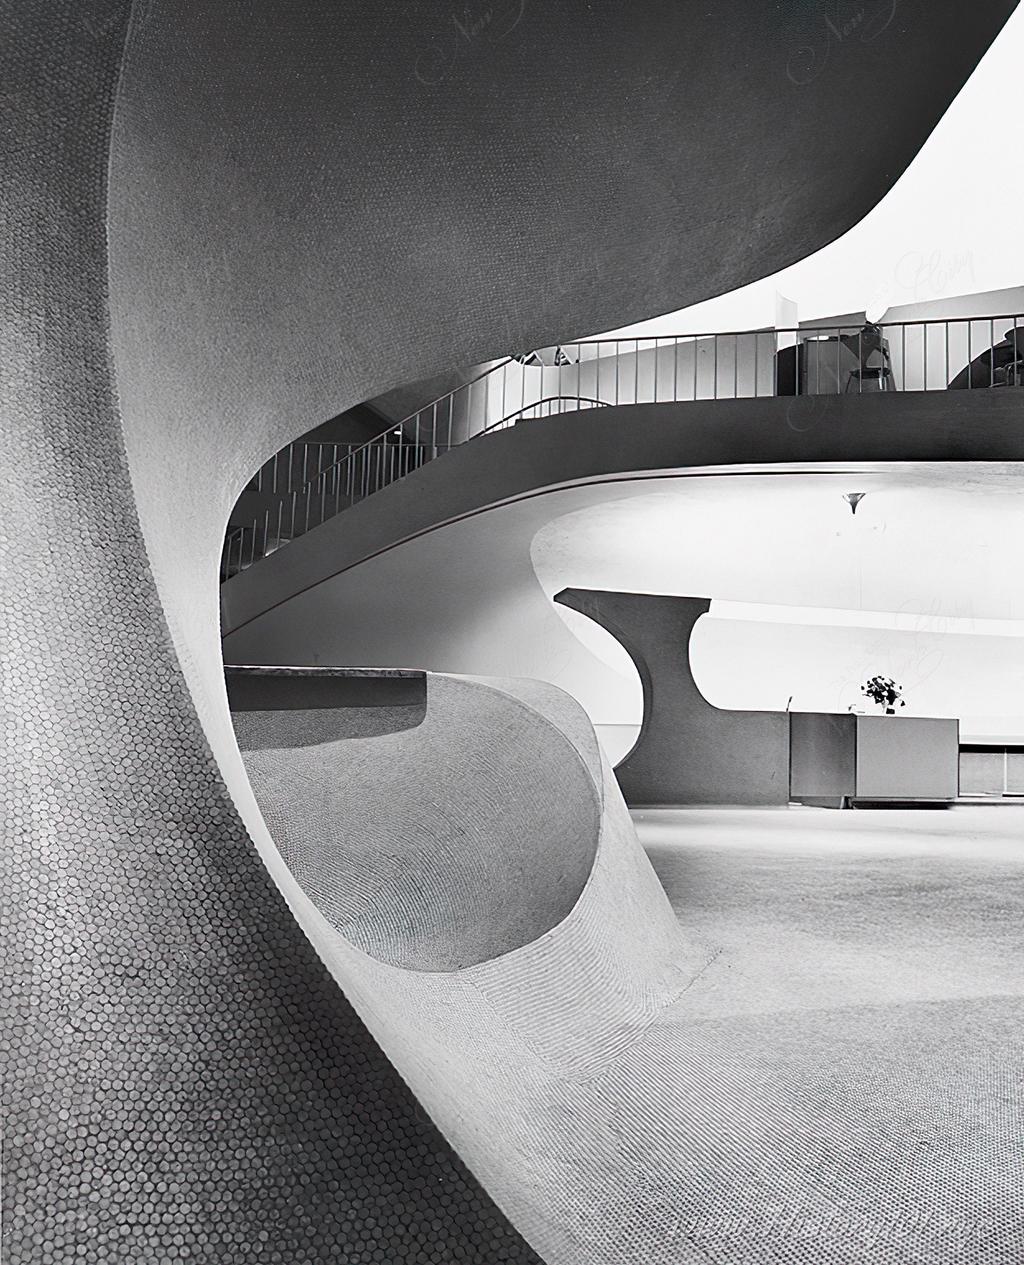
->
(222, 390, 1024, 640)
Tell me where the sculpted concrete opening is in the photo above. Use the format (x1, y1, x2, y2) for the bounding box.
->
(233, 674, 601, 970)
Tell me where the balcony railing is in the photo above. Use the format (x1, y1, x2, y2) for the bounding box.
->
(221, 314, 1024, 581)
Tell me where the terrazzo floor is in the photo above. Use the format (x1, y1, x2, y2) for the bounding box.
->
(618, 805, 1024, 1261)
(634, 803, 1024, 1021)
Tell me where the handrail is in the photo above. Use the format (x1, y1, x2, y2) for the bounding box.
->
(220, 313, 1024, 581)
(480, 395, 611, 433)
(316, 356, 516, 484)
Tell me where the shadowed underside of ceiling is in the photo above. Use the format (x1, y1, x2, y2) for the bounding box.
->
(2, 0, 1018, 1261)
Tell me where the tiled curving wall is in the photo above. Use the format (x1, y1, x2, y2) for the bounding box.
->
(0, 4, 540, 1261)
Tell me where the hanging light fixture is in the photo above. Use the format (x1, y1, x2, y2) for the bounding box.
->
(843, 492, 867, 515)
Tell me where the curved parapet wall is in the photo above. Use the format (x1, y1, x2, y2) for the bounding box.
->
(556, 588, 790, 805)
(233, 671, 702, 1263)
(234, 674, 601, 971)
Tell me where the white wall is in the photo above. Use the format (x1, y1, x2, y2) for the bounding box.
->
(534, 471, 1024, 744)
(692, 617, 1024, 742)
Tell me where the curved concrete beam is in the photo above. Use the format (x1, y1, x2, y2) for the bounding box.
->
(556, 589, 790, 804)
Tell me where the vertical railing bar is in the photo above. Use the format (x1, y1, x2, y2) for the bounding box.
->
(968, 321, 972, 389)
(773, 330, 778, 398)
(944, 321, 949, 389)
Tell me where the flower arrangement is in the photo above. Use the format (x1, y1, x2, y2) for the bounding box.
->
(861, 674, 906, 714)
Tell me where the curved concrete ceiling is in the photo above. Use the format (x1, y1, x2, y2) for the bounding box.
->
(602, 9, 1024, 335)
(531, 466, 1024, 621)
(109, 0, 1015, 745)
